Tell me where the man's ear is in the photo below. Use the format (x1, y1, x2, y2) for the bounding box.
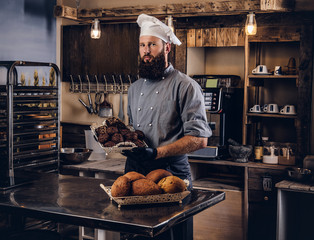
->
(164, 42, 171, 54)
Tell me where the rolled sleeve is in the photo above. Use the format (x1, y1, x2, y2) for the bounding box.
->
(184, 119, 212, 138)
(180, 81, 212, 138)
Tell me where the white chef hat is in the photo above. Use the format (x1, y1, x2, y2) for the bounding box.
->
(137, 14, 182, 46)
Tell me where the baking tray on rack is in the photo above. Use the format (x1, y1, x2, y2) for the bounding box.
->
(100, 184, 191, 208)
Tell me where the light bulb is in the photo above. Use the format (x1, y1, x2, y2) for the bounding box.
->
(91, 19, 101, 39)
(245, 13, 257, 35)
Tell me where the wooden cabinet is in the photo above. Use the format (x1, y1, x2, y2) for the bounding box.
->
(242, 25, 313, 164)
(247, 167, 286, 240)
(240, 24, 313, 240)
(189, 159, 288, 240)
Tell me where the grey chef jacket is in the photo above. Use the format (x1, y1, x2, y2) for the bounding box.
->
(126, 64, 212, 187)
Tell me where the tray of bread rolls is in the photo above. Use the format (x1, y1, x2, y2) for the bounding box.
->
(100, 169, 191, 208)
(90, 117, 147, 153)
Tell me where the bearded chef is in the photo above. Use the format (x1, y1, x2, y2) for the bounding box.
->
(123, 13, 211, 189)
(121, 13, 212, 240)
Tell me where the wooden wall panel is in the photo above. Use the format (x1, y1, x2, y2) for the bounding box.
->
(187, 29, 196, 47)
(297, 24, 314, 160)
(62, 24, 139, 82)
(217, 27, 244, 47)
(202, 28, 216, 47)
(174, 29, 187, 74)
(195, 29, 202, 47)
(248, 26, 300, 42)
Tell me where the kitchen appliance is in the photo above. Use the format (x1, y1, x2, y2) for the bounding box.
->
(188, 75, 243, 159)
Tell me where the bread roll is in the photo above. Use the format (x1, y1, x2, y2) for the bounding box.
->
(132, 179, 162, 196)
(111, 176, 131, 197)
(146, 169, 173, 183)
(124, 171, 146, 182)
(158, 176, 186, 193)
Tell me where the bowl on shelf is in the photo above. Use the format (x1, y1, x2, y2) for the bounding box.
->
(60, 148, 93, 164)
(286, 167, 313, 182)
(228, 145, 253, 163)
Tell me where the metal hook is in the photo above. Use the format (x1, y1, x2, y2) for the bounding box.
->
(103, 75, 108, 93)
(70, 75, 75, 93)
(86, 75, 91, 93)
(95, 75, 99, 93)
(127, 74, 132, 85)
(127, 74, 132, 92)
(112, 75, 117, 94)
(119, 75, 124, 93)
(78, 75, 83, 93)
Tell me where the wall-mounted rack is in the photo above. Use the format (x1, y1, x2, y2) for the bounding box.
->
(69, 74, 138, 94)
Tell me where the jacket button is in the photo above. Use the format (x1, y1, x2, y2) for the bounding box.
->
(137, 124, 140, 127)
(150, 107, 153, 110)
(156, 91, 159, 94)
(140, 93, 144, 96)
(138, 107, 141, 111)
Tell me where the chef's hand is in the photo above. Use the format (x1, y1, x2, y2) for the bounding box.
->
(122, 147, 157, 161)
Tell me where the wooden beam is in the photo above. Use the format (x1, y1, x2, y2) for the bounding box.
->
(248, 26, 300, 42)
(260, 0, 295, 11)
(54, 1, 261, 22)
(54, 5, 78, 20)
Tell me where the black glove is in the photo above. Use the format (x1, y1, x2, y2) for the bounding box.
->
(122, 147, 157, 162)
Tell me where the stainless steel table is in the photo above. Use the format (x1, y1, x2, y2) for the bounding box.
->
(0, 173, 225, 239)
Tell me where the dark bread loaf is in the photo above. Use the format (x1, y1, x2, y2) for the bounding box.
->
(158, 176, 186, 193)
(146, 169, 173, 183)
(111, 176, 131, 197)
(132, 179, 162, 196)
(124, 171, 146, 182)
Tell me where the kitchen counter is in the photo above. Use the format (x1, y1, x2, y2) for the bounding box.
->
(275, 179, 314, 192)
(0, 173, 225, 238)
(276, 180, 314, 240)
(60, 158, 125, 179)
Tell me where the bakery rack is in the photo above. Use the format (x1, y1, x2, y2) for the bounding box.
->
(0, 61, 61, 189)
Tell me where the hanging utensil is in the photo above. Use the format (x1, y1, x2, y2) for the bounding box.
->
(94, 75, 102, 114)
(78, 98, 93, 114)
(98, 75, 113, 118)
(95, 92, 102, 114)
(86, 75, 94, 114)
(118, 75, 124, 121)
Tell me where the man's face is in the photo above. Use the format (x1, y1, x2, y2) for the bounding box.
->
(138, 35, 171, 80)
(139, 35, 165, 63)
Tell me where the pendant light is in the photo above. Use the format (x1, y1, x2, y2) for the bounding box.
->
(166, 15, 175, 32)
(245, 12, 257, 35)
(91, 19, 101, 39)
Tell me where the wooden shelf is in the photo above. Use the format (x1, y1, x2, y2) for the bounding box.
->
(246, 113, 297, 119)
(188, 158, 291, 170)
(248, 75, 298, 79)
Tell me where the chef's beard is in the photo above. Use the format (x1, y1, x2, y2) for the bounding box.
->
(138, 52, 166, 81)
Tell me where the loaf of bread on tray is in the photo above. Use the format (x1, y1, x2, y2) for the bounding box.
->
(158, 176, 187, 193)
(131, 179, 162, 196)
(124, 171, 146, 182)
(110, 169, 186, 197)
(111, 176, 131, 197)
(146, 169, 173, 183)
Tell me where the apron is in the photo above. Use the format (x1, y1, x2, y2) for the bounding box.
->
(125, 154, 193, 190)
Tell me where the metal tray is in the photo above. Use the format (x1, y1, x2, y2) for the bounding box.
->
(90, 122, 147, 154)
(100, 184, 190, 209)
